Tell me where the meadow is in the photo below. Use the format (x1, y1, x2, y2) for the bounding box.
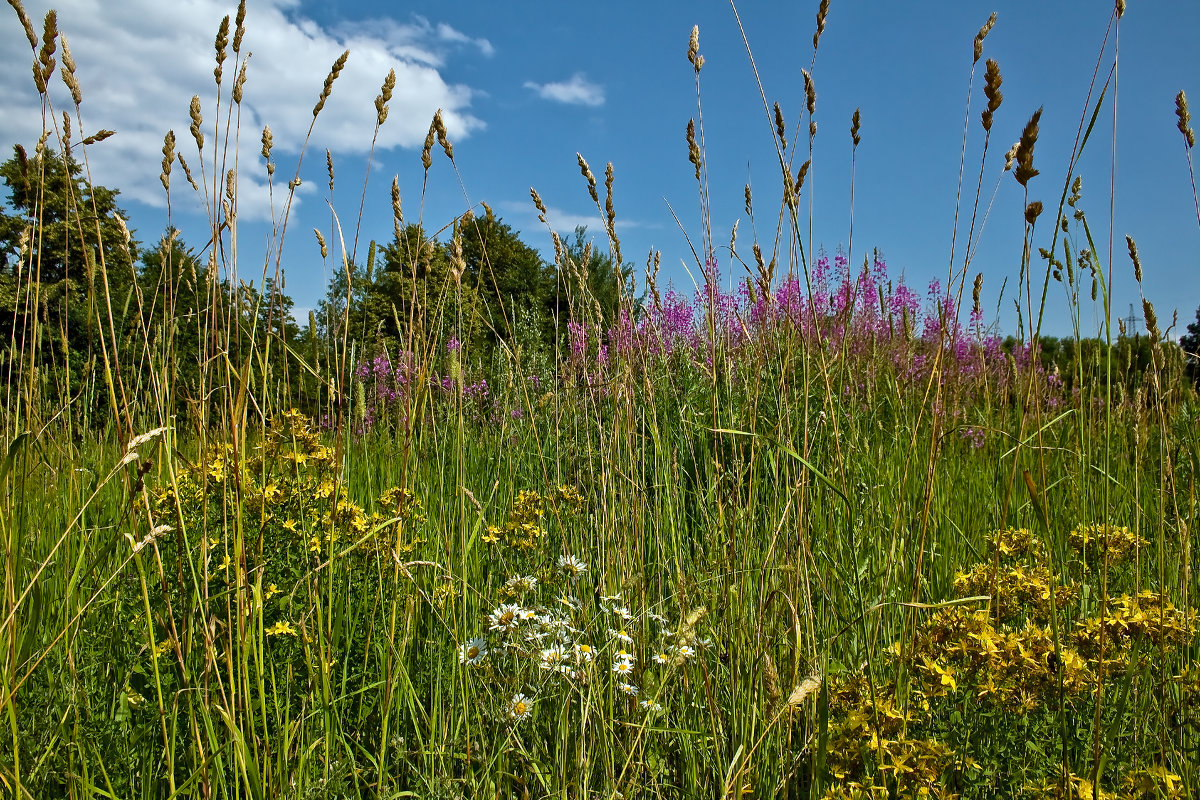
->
(2, 1, 1199, 798)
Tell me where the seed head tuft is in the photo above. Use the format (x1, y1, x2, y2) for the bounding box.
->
(981, 59, 1003, 132)
(1176, 91, 1195, 148)
(1014, 107, 1042, 187)
(974, 12, 996, 64)
(1126, 234, 1142, 283)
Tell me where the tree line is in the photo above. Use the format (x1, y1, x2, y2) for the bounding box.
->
(0, 144, 633, 429)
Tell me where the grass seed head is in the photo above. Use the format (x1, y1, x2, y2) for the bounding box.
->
(60, 36, 81, 105)
(376, 69, 396, 126)
(10, 0, 38, 49)
(774, 101, 787, 151)
(982, 59, 1003, 132)
(178, 154, 198, 191)
(530, 187, 548, 222)
(1014, 107, 1042, 186)
(1176, 90, 1195, 148)
(38, 10, 57, 76)
(578, 153, 598, 204)
(214, 15, 229, 85)
(160, 130, 175, 191)
(260, 126, 274, 174)
(974, 12, 996, 63)
(1126, 234, 1142, 283)
(422, 117, 436, 170)
(434, 109, 453, 159)
(1024, 200, 1043, 225)
(813, 0, 830, 52)
(313, 50, 349, 117)
(232, 57, 248, 105)
(314, 228, 328, 259)
(604, 161, 616, 231)
(802, 69, 816, 116)
(391, 177, 402, 230)
(233, 0, 246, 54)
(686, 120, 701, 182)
(189, 95, 204, 151)
(850, 108, 861, 146)
(688, 25, 704, 72)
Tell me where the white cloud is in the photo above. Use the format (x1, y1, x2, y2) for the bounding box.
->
(524, 73, 605, 107)
(435, 21, 495, 57)
(0, 1, 486, 220)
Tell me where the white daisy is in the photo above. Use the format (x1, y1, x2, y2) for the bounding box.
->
(575, 643, 596, 663)
(618, 682, 639, 697)
(653, 651, 671, 665)
(675, 644, 697, 660)
(557, 554, 588, 577)
(613, 648, 637, 665)
(458, 637, 488, 665)
(507, 692, 533, 720)
(639, 699, 664, 712)
(539, 646, 567, 670)
(487, 604, 522, 634)
(612, 659, 635, 677)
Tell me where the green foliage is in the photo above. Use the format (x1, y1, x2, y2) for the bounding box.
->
(1181, 303, 1200, 386)
(0, 144, 140, 415)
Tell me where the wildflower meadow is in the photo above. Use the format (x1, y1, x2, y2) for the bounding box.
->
(1, 1, 1199, 798)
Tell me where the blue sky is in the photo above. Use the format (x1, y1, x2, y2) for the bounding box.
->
(3, 0, 1199, 338)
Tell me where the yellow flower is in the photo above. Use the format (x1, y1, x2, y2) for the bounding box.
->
(282, 519, 298, 533)
(266, 620, 297, 636)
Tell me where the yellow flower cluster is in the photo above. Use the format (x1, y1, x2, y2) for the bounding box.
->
(953, 563, 1077, 623)
(1023, 766, 1185, 800)
(483, 485, 586, 551)
(1072, 591, 1196, 667)
(1068, 523, 1148, 565)
(987, 527, 1046, 562)
(907, 607, 1091, 711)
(822, 525, 1196, 797)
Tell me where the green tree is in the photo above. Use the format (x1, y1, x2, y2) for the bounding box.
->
(0, 143, 140, 416)
(460, 209, 552, 347)
(1182, 303, 1200, 386)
